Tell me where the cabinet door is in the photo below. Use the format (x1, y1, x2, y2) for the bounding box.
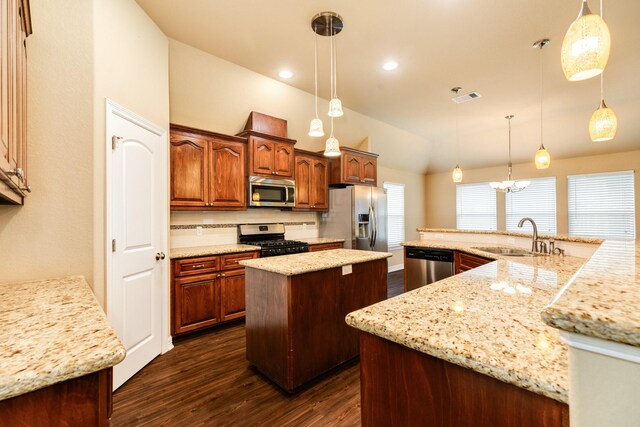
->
(170, 135, 209, 208)
(361, 157, 377, 185)
(454, 251, 492, 274)
(1, 0, 12, 172)
(250, 136, 275, 176)
(274, 142, 294, 178)
(310, 159, 328, 210)
(342, 153, 362, 183)
(210, 138, 245, 208)
(173, 274, 219, 335)
(7, 0, 19, 171)
(220, 268, 246, 321)
(294, 156, 312, 209)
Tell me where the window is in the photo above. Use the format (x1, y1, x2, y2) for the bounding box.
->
(568, 170, 636, 240)
(456, 182, 497, 231)
(384, 182, 405, 250)
(506, 177, 557, 234)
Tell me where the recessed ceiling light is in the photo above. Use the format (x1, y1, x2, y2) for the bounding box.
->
(279, 70, 294, 79)
(382, 61, 398, 71)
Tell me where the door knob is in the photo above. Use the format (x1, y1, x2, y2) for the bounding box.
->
(156, 252, 166, 260)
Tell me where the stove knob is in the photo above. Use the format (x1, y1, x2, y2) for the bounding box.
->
(277, 248, 285, 255)
(286, 247, 294, 253)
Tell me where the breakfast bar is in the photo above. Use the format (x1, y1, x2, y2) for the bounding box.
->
(241, 249, 391, 392)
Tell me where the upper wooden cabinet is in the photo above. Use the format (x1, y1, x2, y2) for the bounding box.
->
(294, 150, 328, 211)
(0, 0, 31, 204)
(238, 131, 296, 178)
(170, 124, 247, 210)
(326, 147, 379, 187)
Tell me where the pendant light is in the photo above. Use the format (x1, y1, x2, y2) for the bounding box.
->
(560, 0, 611, 82)
(490, 115, 530, 193)
(451, 87, 463, 183)
(588, 1, 617, 142)
(533, 38, 551, 169)
(308, 34, 324, 137)
(312, 12, 343, 156)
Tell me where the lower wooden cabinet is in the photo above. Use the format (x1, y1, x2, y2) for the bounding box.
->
(171, 251, 258, 336)
(454, 251, 492, 274)
(308, 242, 344, 252)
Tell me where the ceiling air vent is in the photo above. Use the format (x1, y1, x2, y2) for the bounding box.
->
(451, 91, 482, 104)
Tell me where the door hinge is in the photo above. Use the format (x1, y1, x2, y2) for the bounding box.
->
(112, 135, 123, 150)
(112, 239, 116, 252)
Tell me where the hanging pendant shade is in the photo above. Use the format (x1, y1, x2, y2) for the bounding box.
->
(308, 118, 325, 137)
(589, 100, 617, 141)
(534, 144, 551, 169)
(328, 98, 344, 117)
(561, 0, 611, 82)
(324, 136, 341, 157)
(452, 165, 463, 183)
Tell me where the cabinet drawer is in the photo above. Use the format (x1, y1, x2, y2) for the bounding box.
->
(308, 243, 343, 252)
(220, 251, 259, 270)
(174, 256, 219, 276)
(455, 251, 492, 274)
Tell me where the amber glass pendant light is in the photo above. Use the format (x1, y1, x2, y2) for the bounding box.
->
(533, 39, 551, 169)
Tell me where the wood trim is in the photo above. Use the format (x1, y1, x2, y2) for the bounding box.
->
(170, 123, 247, 144)
(317, 146, 380, 158)
(237, 130, 296, 144)
(294, 148, 327, 159)
(359, 332, 569, 427)
(20, 0, 32, 35)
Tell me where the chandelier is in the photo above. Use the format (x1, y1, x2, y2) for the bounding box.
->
(490, 115, 530, 193)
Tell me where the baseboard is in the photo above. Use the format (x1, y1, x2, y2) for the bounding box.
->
(388, 264, 404, 273)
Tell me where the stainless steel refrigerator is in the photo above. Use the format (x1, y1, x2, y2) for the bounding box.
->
(319, 186, 387, 252)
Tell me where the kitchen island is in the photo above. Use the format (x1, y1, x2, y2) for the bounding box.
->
(347, 237, 589, 426)
(240, 248, 391, 392)
(0, 275, 125, 426)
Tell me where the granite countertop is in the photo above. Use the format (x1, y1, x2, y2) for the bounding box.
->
(347, 239, 587, 403)
(542, 240, 640, 347)
(0, 275, 126, 401)
(170, 244, 260, 259)
(417, 228, 604, 245)
(299, 238, 345, 245)
(240, 249, 392, 276)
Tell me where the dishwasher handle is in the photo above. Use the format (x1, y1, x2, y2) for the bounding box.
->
(405, 247, 454, 263)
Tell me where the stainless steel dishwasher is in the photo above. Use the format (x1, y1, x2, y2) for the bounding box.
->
(405, 247, 455, 291)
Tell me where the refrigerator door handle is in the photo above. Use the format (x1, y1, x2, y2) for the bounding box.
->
(368, 205, 374, 248)
(372, 205, 377, 248)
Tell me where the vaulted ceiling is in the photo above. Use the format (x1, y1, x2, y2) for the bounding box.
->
(136, 0, 640, 173)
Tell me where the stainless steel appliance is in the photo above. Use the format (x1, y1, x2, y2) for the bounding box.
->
(319, 186, 387, 252)
(238, 223, 309, 257)
(405, 247, 454, 291)
(248, 176, 295, 208)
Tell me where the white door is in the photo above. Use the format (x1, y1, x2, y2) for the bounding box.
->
(106, 100, 167, 390)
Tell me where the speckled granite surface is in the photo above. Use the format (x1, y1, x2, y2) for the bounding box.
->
(348, 240, 587, 403)
(542, 240, 640, 347)
(240, 249, 392, 276)
(416, 228, 603, 244)
(170, 244, 260, 259)
(299, 238, 345, 245)
(0, 276, 126, 401)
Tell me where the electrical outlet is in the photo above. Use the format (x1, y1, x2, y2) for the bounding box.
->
(342, 265, 352, 275)
(303, 223, 307, 230)
(196, 226, 203, 236)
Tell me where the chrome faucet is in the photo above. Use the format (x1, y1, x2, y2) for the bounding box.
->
(518, 217, 539, 252)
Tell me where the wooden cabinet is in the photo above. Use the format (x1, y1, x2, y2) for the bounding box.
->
(308, 242, 343, 252)
(454, 251, 492, 274)
(170, 124, 247, 210)
(0, 0, 31, 204)
(326, 147, 379, 187)
(171, 250, 259, 336)
(237, 131, 296, 178)
(294, 150, 328, 211)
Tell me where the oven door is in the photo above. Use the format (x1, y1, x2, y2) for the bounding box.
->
(249, 177, 295, 207)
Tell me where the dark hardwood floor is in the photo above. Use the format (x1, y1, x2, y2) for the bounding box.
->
(112, 270, 404, 426)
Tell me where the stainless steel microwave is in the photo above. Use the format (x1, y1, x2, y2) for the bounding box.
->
(248, 176, 295, 207)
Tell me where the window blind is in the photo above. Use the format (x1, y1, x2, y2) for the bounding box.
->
(456, 182, 497, 231)
(384, 182, 405, 250)
(568, 170, 636, 240)
(506, 177, 557, 234)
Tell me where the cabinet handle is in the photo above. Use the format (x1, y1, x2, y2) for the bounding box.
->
(360, 179, 366, 183)
(271, 171, 276, 175)
(220, 273, 226, 277)
(192, 264, 205, 269)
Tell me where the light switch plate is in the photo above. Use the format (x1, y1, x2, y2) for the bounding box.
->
(196, 226, 203, 236)
(342, 265, 352, 275)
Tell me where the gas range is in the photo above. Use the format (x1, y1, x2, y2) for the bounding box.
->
(238, 223, 309, 258)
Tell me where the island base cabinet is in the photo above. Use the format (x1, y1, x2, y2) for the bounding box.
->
(0, 368, 112, 427)
(359, 332, 569, 427)
(245, 258, 387, 392)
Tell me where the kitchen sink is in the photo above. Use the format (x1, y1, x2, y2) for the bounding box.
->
(472, 246, 538, 257)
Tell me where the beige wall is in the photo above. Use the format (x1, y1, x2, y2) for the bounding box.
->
(0, 0, 94, 285)
(0, 0, 169, 308)
(92, 0, 169, 306)
(378, 166, 426, 268)
(425, 150, 640, 235)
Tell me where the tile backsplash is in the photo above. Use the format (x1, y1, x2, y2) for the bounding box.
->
(170, 210, 320, 248)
